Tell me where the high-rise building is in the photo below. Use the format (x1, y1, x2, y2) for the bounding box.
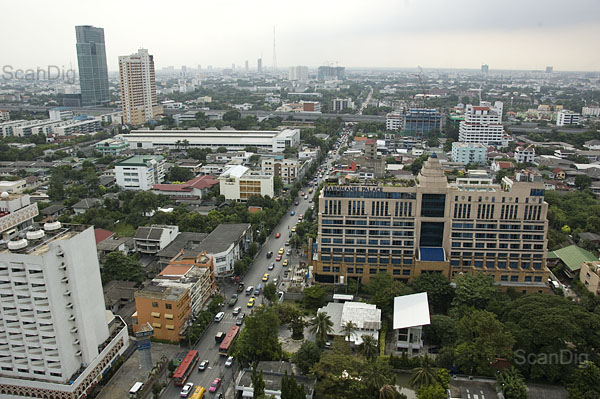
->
(245, 60, 249, 72)
(0, 196, 129, 397)
(312, 156, 549, 293)
(119, 48, 162, 125)
(257, 58, 263, 73)
(75, 25, 109, 106)
(288, 66, 308, 81)
(481, 64, 489, 74)
(402, 109, 442, 138)
(386, 113, 403, 131)
(317, 66, 345, 81)
(459, 101, 504, 145)
(546, 66, 553, 73)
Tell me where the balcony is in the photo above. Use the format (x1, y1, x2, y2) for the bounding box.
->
(41, 337, 57, 346)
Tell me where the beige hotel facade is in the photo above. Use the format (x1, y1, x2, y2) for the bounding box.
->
(312, 156, 549, 293)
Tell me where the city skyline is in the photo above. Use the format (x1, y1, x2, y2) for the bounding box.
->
(2, 0, 600, 72)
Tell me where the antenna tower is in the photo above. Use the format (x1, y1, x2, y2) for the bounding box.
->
(272, 26, 277, 71)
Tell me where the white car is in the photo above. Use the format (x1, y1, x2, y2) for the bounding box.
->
(225, 356, 234, 367)
(214, 311, 224, 322)
(180, 382, 194, 397)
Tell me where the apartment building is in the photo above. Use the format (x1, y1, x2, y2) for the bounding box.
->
(218, 165, 274, 201)
(288, 66, 309, 81)
(556, 110, 580, 126)
(0, 118, 103, 138)
(95, 137, 129, 155)
(580, 261, 600, 295)
(582, 107, 600, 118)
(459, 101, 504, 145)
(386, 113, 403, 131)
(133, 225, 179, 255)
(300, 101, 321, 113)
(0, 193, 39, 240)
(402, 109, 442, 137)
(119, 48, 163, 125)
(0, 110, 9, 122)
(115, 155, 166, 190)
(451, 142, 487, 165)
(261, 158, 301, 185)
(49, 107, 74, 121)
(313, 155, 549, 293)
(331, 98, 355, 112)
(514, 145, 536, 164)
(0, 223, 129, 398)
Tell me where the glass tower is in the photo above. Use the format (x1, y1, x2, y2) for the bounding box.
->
(75, 25, 109, 106)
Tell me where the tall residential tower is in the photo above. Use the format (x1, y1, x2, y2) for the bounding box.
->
(75, 25, 110, 106)
(119, 49, 162, 125)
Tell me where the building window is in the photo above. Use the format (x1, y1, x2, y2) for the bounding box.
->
(165, 303, 172, 309)
(152, 302, 158, 308)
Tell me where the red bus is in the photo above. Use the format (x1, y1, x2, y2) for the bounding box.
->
(173, 350, 199, 386)
(218, 326, 240, 356)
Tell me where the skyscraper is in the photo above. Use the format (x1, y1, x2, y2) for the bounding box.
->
(75, 25, 109, 106)
(257, 58, 263, 73)
(119, 49, 162, 125)
(481, 64, 489, 74)
(288, 66, 308, 81)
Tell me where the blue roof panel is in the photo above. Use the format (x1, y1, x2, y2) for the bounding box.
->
(419, 247, 445, 262)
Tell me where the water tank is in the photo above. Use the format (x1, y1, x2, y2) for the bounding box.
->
(26, 230, 45, 241)
(8, 239, 28, 251)
(43, 221, 62, 232)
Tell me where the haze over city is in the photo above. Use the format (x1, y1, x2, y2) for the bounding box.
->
(3, 0, 600, 71)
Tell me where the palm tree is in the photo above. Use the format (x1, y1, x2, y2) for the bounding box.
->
(409, 354, 438, 389)
(379, 384, 401, 399)
(175, 140, 182, 150)
(342, 320, 358, 344)
(359, 334, 379, 361)
(182, 139, 190, 150)
(309, 312, 333, 345)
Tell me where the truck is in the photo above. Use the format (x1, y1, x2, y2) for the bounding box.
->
(228, 294, 238, 307)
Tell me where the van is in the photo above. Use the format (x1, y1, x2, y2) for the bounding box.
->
(246, 286, 254, 295)
(215, 332, 225, 343)
(214, 312, 224, 322)
(190, 386, 206, 399)
(254, 283, 262, 296)
(129, 382, 143, 398)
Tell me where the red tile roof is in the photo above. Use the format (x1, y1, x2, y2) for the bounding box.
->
(496, 161, 514, 169)
(94, 228, 115, 244)
(153, 175, 218, 192)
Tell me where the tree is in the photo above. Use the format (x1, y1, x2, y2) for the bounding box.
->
(422, 315, 457, 347)
(410, 272, 454, 314)
(455, 310, 514, 376)
(365, 272, 413, 316)
(409, 355, 438, 389)
(167, 165, 193, 182)
(341, 321, 358, 344)
(292, 341, 321, 374)
(379, 385, 407, 399)
(451, 272, 496, 309)
(217, 146, 228, 153)
(303, 285, 327, 310)
(234, 308, 282, 364)
(251, 363, 266, 399)
(575, 174, 592, 190)
(47, 168, 65, 201)
(309, 312, 334, 345)
(281, 371, 306, 399)
(249, 154, 261, 166)
(362, 358, 398, 397)
(263, 282, 277, 304)
(273, 176, 283, 193)
(359, 335, 379, 361)
(495, 367, 528, 399)
(101, 252, 145, 284)
(223, 110, 241, 122)
(130, 191, 159, 216)
(568, 361, 600, 399)
(416, 384, 446, 399)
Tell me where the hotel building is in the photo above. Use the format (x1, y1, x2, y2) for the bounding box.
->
(119, 49, 162, 125)
(312, 155, 549, 293)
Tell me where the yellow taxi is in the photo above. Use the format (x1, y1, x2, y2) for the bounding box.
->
(282, 259, 289, 266)
(278, 248, 284, 255)
(291, 226, 296, 233)
(247, 297, 256, 308)
(262, 273, 270, 281)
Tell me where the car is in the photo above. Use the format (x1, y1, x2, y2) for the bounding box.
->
(291, 226, 296, 233)
(275, 232, 281, 238)
(309, 198, 313, 203)
(299, 214, 303, 219)
(237, 282, 245, 292)
(180, 382, 194, 397)
(282, 259, 289, 266)
(294, 201, 299, 205)
(214, 312, 224, 322)
(198, 360, 209, 371)
(228, 294, 238, 307)
(236, 313, 246, 325)
(276, 255, 282, 261)
(290, 210, 295, 216)
(278, 247, 284, 255)
(233, 306, 242, 316)
(225, 356, 234, 367)
(215, 331, 225, 343)
(246, 286, 254, 295)
(209, 378, 222, 393)
(304, 195, 308, 200)
(286, 249, 291, 256)
(277, 291, 285, 303)
(247, 297, 256, 308)
(301, 192, 305, 196)
(268, 262, 275, 270)
(216, 394, 224, 399)
(262, 273, 270, 281)
(266, 251, 273, 259)
(285, 240, 290, 246)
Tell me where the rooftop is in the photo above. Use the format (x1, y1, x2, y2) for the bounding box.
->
(116, 155, 164, 167)
(156, 232, 209, 260)
(393, 292, 431, 330)
(135, 284, 187, 301)
(197, 223, 251, 254)
(549, 245, 598, 272)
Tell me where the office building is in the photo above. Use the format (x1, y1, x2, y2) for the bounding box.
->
(75, 25, 109, 106)
(115, 155, 166, 190)
(312, 155, 549, 293)
(119, 48, 162, 125)
(120, 128, 300, 153)
(386, 113, 403, 131)
(317, 66, 345, 81)
(0, 219, 129, 398)
(257, 58, 263, 73)
(556, 110, 580, 126)
(288, 66, 308, 81)
(402, 109, 442, 137)
(218, 165, 274, 201)
(459, 101, 504, 145)
(514, 145, 536, 164)
(451, 142, 487, 165)
(262, 158, 302, 185)
(48, 107, 73, 121)
(245, 60, 249, 72)
(546, 66, 553, 73)
(331, 98, 355, 112)
(481, 64, 489, 74)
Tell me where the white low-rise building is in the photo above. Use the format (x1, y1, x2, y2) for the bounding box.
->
(317, 301, 382, 346)
(196, 223, 252, 276)
(219, 165, 274, 201)
(115, 155, 166, 190)
(514, 145, 536, 163)
(133, 224, 179, 255)
(556, 110, 580, 126)
(451, 142, 487, 165)
(0, 179, 26, 194)
(393, 292, 431, 354)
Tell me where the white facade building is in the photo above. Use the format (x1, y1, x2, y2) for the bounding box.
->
(514, 145, 536, 163)
(393, 293, 431, 354)
(386, 113, 403, 131)
(582, 107, 600, 117)
(261, 158, 300, 184)
(0, 118, 102, 138)
(331, 98, 355, 112)
(451, 142, 487, 164)
(0, 110, 9, 122)
(0, 180, 27, 194)
(317, 301, 382, 346)
(0, 224, 129, 398)
(197, 223, 252, 277)
(115, 155, 166, 190)
(288, 66, 309, 81)
(556, 110, 580, 126)
(218, 165, 274, 201)
(48, 108, 74, 121)
(133, 224, 179, 255)
(459, 101, 504, 145)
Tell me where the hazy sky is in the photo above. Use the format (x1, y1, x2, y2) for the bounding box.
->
(3, 0, 600, 72)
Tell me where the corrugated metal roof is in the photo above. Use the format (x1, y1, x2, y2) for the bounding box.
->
(551, 245, 597, 272)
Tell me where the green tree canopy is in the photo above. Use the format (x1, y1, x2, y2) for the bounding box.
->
(567, 361, 600, 399)
(234, 308, 282, 364)
(292, 341, 321, 374)
(101, 252, 144, 284)
(451, 272, 496, 310)
(410, 272, 454, 314)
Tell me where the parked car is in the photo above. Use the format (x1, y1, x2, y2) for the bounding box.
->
(198, 360, 209, 371)
(225, 356, 234, 367)
(180, 382, 194, 397)
(290, 211, 295, 216)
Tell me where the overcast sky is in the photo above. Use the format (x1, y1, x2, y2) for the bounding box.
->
(3, 0, 600, 72)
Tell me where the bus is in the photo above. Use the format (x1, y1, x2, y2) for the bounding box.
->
(218, 326, 240, 356)
(173, 350, 199, 386)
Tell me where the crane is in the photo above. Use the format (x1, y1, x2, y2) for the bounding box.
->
(411, 66, 427, 108)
